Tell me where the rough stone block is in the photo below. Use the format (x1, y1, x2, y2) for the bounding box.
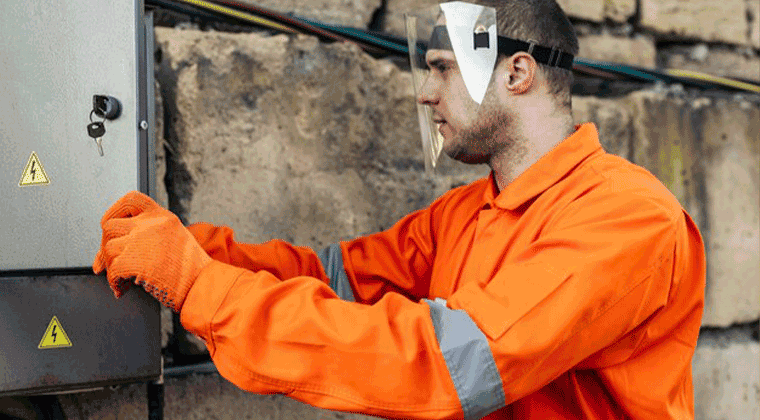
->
(578, 33, 656, 67)
(604, 0, 636, 22)
(628, 90, 760, 327)
(384, 0, 444, 39)
(571, 95, 634, 160)
(154, 27, 485, 252)
(696, 97, 760, 327)
(232, 0, 382, 28)
(693, 341, 760, 420)
(56, 383, 148, 419)
(154, 78, 169, 209)
(659, 46, 760, 84)
(27, 374, 382, 420)
(641, 0, 749, 46)
(384, 0, 624, 40)
(556, 0, 605, 22)
(628, 91, 706, 218)
(163, 374, 381, 420)
(29, 373, 386, 420)
(748, 0, 760, 48)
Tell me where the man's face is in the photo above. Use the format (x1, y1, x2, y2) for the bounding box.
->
(417, 49, 512, 165)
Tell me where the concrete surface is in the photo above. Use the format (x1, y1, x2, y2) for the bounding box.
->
(383, 0, 445, 39)
(572, 95, 634, 159)
(555, 0, 605, 22)
(750, 0, 760, 48)
(578, 33, 657, 68)
(154, 27, 488, 251)
(641, 0, 750, 46)
(693, 340, 760, 420)
(232, 0, 382, 28)
(628, 90, 760, 327)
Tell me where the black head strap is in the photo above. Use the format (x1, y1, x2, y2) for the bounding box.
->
(426, 26, 574, 71)
(497, 36, 574, 70)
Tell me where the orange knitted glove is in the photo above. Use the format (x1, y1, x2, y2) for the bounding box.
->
(93, 191, 212, 312)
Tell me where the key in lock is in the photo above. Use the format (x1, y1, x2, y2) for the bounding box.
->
(87, 121, 105, 156)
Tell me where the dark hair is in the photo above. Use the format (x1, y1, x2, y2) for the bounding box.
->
(472, 0, 579, 108)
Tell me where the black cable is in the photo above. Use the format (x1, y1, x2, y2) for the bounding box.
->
(0, 414, 27, 420)
(164, 361, 218, 377)
(28, 396, 66, 420)
(147, 0, 242, 26)
(210, 0, 390, 55)
(147, 381, 164, 420)
(148, 0, 290, 33)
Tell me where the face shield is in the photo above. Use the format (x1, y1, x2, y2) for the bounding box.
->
(404, 1, 574, 172)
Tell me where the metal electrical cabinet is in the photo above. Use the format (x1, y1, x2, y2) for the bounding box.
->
(0, 0, 161, 395)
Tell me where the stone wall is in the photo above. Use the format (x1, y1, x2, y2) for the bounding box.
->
(1, 0, 758, 419)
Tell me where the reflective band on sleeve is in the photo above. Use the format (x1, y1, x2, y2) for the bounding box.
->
(317, 244, 356, 302)
(424, 298, 506, 420)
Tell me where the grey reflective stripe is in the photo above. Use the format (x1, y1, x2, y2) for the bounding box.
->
(424, 298, 506, 420)
(317, 244, 355, 302)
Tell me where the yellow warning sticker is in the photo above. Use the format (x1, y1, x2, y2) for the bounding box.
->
(38, 316, 72, 349)
(18, 151, 50, 186)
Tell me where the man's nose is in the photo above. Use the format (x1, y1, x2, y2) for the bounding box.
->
(416, 75, 438, 106)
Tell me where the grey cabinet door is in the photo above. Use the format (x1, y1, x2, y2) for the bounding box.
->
(0, 0, 154, 271)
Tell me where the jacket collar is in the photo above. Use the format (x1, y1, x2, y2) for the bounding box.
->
(482, 123, 604, 210)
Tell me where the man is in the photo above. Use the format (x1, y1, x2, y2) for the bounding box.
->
(94, 1, 705, 418)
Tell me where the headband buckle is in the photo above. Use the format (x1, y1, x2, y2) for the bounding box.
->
(548, 46, 560, 67)
(526, 39, 537, 56)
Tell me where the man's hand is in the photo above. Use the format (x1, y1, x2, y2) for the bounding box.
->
(93, 191, 212, 312)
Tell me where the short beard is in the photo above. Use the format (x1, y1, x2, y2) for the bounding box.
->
(445, 93, 515, 166)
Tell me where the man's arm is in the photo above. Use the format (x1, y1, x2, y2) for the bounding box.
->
(187, 186, 452, 304)
(179, 188, 703, 419)
(181, 263, 468, 420)
(187, 223, 329, 283)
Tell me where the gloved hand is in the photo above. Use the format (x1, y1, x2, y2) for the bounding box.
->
(93, 191, 212, 313)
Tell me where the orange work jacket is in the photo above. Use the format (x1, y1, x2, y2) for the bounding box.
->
(182, 123, 706, 419)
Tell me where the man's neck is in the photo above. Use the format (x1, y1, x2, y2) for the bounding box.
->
(489, 113, 575, 192)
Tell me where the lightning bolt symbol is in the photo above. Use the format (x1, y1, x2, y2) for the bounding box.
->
(51, 325, 57, 342)
(30, 160, 36, 180)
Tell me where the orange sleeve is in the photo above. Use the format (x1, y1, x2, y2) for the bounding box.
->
(188, 187, 450, 304)
(186, 222, 329, 283)
(180, 261, 463, 420)
(178, 198, 466, 419)
(447, 188, 702, 407)
(338, 201, 441, 304)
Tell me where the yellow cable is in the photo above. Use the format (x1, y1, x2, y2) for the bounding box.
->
(665, 69, 760, 94)
(176, 0, 299, 34)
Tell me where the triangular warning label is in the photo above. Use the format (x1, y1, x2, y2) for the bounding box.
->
(19, 151, 50, 186)
(38, 316, 72, 349)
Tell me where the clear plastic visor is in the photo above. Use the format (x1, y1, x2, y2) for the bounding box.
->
(405, 2, 498, 172)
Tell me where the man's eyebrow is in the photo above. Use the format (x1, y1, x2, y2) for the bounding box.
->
(425, 55, 455, 68)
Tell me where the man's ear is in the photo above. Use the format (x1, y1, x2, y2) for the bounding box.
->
(503, 52, 536, 95)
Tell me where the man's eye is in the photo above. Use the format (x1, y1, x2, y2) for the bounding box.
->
(431, 63, 449, 73)
(424, 59, 455, 75)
